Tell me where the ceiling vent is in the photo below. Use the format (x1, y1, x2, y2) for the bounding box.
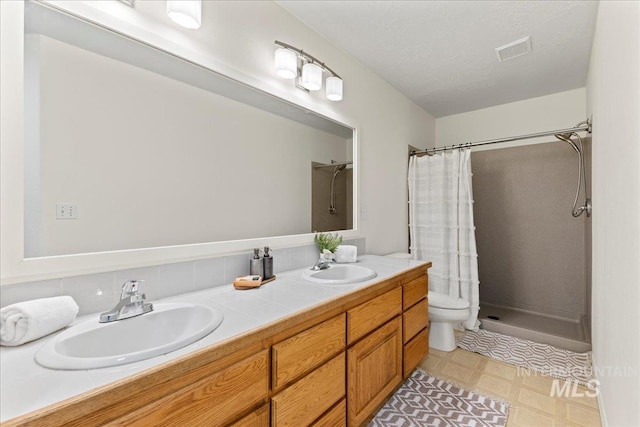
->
(495, 36, 532, 62)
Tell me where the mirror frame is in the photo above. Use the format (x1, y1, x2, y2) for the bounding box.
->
(0, 1, 360, 285)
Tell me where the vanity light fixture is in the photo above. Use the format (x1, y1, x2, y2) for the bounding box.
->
(274, 41, 343, 101)
(167, 0, 201, 29)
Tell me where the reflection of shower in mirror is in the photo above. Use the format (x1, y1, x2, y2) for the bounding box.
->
(313, 161, 353, 215)
(330, 163, 347, 215)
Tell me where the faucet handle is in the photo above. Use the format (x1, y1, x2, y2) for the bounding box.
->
(120, 280, 144, 298)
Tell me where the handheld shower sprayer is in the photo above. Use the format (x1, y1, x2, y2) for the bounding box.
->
(554, 123, 592, 217)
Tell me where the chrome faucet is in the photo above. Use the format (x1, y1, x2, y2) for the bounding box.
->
(311, 260, 332, 271)
(99, 280, 153, 323)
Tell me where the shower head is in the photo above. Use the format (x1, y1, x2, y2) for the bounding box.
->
(554, 132, 580, 153)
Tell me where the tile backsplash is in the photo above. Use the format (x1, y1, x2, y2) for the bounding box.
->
(0, 239, 365, 316)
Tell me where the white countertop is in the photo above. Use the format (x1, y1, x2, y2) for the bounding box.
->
(0, 255, 428, 422)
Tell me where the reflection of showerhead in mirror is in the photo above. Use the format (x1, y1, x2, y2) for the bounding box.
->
(330, 163, 348, 215)
(332, 164, 347, 177)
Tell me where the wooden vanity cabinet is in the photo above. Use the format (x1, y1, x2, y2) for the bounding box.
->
(4, 264, 431, 427)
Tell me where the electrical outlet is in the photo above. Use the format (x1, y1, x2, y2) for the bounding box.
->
(56, 203, 77, 219)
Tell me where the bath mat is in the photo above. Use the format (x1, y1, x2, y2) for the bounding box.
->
(369, 369, 509, 427)
(458, 329, 593, 386)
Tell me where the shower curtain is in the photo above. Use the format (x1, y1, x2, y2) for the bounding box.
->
(408, 149, 480, 330)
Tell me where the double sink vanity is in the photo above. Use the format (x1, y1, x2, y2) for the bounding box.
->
(1, 256, 431, 426)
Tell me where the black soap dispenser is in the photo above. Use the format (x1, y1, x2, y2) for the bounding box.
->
(250, 248, 263, 277)
(263, 246, 273, 280)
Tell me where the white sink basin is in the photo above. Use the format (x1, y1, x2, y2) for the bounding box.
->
(302, 264, 377, 284)
(35, 303, 223, 370)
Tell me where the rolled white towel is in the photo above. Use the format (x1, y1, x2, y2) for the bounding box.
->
(1, 296, 79, 347)
(335, 245, 358, 263)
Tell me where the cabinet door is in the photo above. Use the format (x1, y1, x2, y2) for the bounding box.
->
(347, 316, 403, 426)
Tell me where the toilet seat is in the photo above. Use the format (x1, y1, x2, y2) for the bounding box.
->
(428, 292, 470, 310)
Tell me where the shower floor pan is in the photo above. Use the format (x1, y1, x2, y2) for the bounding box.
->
(479, 302, 591, 353)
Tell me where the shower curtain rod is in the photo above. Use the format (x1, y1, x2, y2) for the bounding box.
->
(410, 121, 591, 156)
(313, 161, 353, 169)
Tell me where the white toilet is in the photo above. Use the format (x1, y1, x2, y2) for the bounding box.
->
(384, 253, 471, 352)
(428, 291, 471, 352)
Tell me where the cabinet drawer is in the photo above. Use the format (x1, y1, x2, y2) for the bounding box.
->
(111, 350, 269, 427)
(273, 314, 345, 391)
(347, 316, 403, 427)
(404, 327, 429, 377)
(311, 398, 346, 427)
(347, 287, 402, 344)
(403, 298, 428, 343)
(403, 275, 428, 309)
(229, 404, 269, 427)
(271, 353, 345, 427)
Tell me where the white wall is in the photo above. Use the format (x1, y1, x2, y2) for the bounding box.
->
(436, 88, 586, 148)
(586, 2, 640, 426)
(26, 35, 347, 256)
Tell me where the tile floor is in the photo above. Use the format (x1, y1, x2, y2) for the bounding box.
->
(418, 346, 602, 426)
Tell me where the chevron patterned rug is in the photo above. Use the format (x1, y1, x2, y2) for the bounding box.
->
(369, 370, 509, 427)
(458, 329, 593, 386)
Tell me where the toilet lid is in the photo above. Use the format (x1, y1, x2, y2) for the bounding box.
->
(428, 292, 470, 310)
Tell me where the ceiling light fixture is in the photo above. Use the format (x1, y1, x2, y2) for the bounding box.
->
(274, 40, 343, 102)
(167, 0, 201, 29)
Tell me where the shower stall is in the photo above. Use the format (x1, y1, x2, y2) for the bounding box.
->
(473, 137, 592, 353)
(410, 121, 593, 352)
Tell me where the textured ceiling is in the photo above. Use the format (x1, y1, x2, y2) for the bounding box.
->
(279, 1, 599, 117)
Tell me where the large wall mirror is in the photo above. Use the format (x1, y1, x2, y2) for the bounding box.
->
(22, 1, 355, 259)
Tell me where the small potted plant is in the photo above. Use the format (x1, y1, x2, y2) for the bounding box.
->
(314, 232, 343, 262)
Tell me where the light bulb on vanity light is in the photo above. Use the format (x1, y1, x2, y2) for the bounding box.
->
(167, 0, 202, 29)
(301, 63, 323, 91)
(326, 76, 343, 101)
(274, 48, 297, 79)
